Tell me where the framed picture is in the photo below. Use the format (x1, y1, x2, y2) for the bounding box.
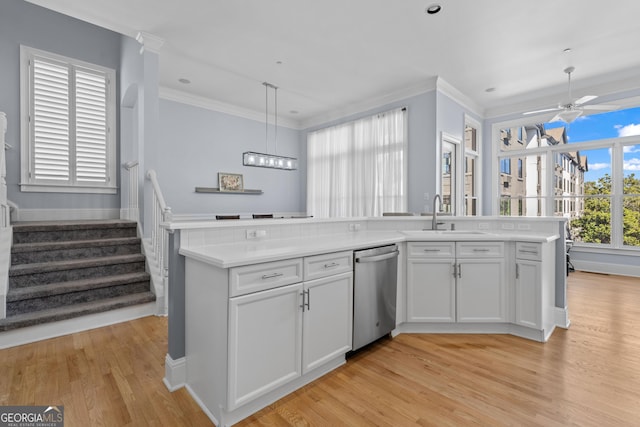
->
(218, 172, 244, 192)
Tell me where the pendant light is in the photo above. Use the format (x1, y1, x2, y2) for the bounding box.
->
(243, 82, 297, 170)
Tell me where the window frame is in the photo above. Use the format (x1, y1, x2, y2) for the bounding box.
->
(463, 115, 482, 216)
(20, 45, 117, 194)
(491, 111, 640, 251)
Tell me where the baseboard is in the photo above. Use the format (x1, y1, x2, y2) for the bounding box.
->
(555, 306, 571, 329)
(13, 208, 120, 222)
(163, 355, 186, 392)
(0, 302, 156, 349)
(572, 260, 640, 277)
(120, 208, 140, 222)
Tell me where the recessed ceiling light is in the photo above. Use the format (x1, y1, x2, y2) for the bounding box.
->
(178, 78, 191, 84)
(485, 87, 496, 93)
(425, 4, 442, 14)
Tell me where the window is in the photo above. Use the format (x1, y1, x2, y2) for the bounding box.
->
(20, 46, 116, 193)
(493, 106, 640, 249)
(498, 153, 546, 217)
(464, 118, 481, 216)
(307, 107, 407, 217)
(500, 158, 511, 175)
(440, 137, 458, 214)
(517, 158, 523, 179)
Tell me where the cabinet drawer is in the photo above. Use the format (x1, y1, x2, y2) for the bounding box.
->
(304, 251, 353, 281)
(456, 242, 504, 258)
(407, 242, 455, 258)
(516, 242, 542, 261)
(230, 258, 303, 297)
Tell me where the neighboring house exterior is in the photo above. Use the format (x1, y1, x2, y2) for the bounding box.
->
(499, 124, 587, 219)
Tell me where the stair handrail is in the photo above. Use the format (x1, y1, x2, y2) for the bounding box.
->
(1, 112, 9, 228)
(146, 169, 172, 314)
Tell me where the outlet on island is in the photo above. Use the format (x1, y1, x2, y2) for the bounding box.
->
(246, 229, 267, 239)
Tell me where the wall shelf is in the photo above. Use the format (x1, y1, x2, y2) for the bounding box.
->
(195, 187, 263, 195)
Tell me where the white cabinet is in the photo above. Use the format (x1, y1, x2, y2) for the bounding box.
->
(407, 242, 455, 322)
(456, 242, 506, 323)
(302, 272, 353, 373)
(227, 251, 353, 412)
(514, 259, 541, 328)
(514, 242, 544, 329)
(229, 258, 303, 297)
(407, 241, 506, 324)
(228, 283, 303, 410)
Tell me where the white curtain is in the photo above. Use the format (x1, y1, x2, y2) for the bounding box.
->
(307, 107, 407, 217)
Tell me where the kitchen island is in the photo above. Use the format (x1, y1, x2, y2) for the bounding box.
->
(174, 216, 564, 426)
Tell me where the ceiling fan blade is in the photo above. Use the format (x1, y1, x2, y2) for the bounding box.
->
(574, 95, 598, 106)
(581, 104, 619, 111)
(523, 107, 562, 115)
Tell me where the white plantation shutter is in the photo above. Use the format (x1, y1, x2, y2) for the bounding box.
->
(75, 69, 107, 182)
(21, 46, 115, 193)
(32, 58, 70, 181)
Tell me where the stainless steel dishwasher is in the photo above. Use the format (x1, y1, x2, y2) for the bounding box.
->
(352, 244, 399, 351)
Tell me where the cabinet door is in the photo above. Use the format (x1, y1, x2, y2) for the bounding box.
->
(302, 272, 353, 373)
(457, 259, 506, 323)
(228, 283, 303, 410)
(407, 258, 456, 322)
(515, 260, 541, 328)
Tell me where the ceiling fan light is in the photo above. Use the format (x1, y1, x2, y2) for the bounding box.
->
(556, 109, 583, 123)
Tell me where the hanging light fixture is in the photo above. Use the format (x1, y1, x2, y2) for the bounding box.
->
(243, 82, 298, 170)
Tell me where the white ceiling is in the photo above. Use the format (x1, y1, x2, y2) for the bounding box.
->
(26, 0, 640, 128)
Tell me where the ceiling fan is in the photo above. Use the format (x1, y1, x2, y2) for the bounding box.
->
(523, 66, 618, 123)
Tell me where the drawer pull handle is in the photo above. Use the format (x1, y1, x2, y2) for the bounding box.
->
(423, 249, 441, 252)
(324, 262, 340, 268)
(519, 250, 538, 254)
(473, 248, 491, 252)
(261, 272, 284, 280)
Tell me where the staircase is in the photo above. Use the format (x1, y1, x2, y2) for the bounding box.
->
(0, 220, 155, 333)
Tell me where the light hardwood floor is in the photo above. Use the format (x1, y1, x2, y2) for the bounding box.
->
(1, 271, 639, 426)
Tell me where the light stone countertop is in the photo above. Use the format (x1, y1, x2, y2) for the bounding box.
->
(179, 230, 560, 269)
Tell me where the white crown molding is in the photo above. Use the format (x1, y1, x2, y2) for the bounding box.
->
(435, 77, 484, 118)
(159, 87, 302, 130)
(135, 31, 165, 54)
(299, 78, 439, 130)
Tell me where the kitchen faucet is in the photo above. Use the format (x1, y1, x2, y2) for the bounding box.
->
(432, 194, 444, 230)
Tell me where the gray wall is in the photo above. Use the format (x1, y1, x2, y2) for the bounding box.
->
(156, 99, 304, 215)
(0, 0, 123, 210)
